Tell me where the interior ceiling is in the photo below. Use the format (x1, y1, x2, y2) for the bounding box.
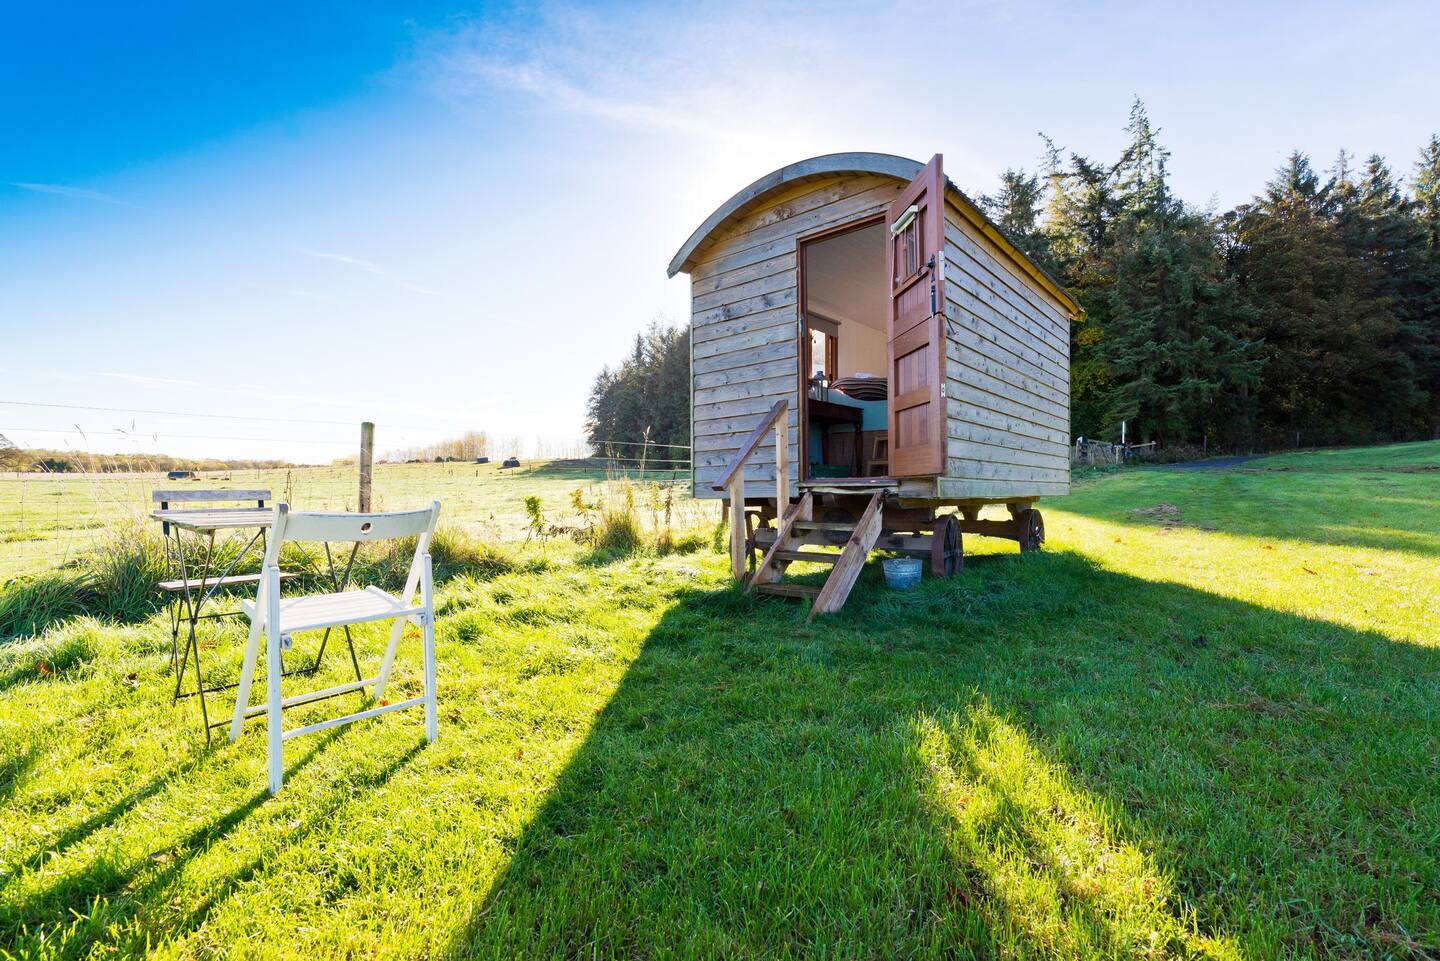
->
(805, 222, 886, 331)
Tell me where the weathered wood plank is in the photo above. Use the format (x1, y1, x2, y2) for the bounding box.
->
(944, 357, 1068, 428)
(692, 285, 797, 329)
(690, 251, 794, 298)
(947, 344, 1067, 408)
(694, 409, 799, 439)
(694, 373, 796, 406)
(808, 492, 884, 620)
(945, 255, 1070, 367)
(695, 393, 802, 423)
(947, 437, 1069, 472)
(691, 265, 797, 313)
(936, 477, 1070, 499)
(944, 393, 1069, 446)
(944, 218, 1072, 341)
(694, 356, 798, 391)
(947, 420, 1071, 457)
(692, 338, 797, 376)
(945, 310, 1068, 401)
(944, 286, 1068, 378)
(945, 457, 1068, 483)
(692, 320, 795, 361)
(691, 305, 795, 346)
(748, 492, 812, 590)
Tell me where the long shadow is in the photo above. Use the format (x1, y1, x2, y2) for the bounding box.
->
(446, 550, 1440, 959)
(1, 723, 428, 958)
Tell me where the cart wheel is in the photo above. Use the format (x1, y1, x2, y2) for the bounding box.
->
(930, 514, 964, 577)
(1017, 509, 1045, 553)
(819, 507, 856, 546)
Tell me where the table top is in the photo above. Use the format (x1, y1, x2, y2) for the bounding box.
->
(808, 399, 865, 423)
(151, 507, 274, 532)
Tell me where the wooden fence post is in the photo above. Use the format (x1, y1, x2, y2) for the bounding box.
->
(359, 421, 374, 512)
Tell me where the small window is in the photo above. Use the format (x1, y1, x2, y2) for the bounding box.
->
(891, 204, 922, 282)
(809, 325, 837, 381)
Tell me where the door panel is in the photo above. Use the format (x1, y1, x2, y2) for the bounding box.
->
(886, 154, 947, 477)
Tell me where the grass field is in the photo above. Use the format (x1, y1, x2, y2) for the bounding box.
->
(0, 460, 702, 579)
(2, 444, 1438, 959)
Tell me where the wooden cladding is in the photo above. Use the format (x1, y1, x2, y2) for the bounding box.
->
(682, 154, 1074, 501)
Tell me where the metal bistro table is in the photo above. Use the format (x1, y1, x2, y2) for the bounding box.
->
(151, 489, 364, 740)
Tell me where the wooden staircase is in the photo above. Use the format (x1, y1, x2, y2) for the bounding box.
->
(747, 491, 886, 620)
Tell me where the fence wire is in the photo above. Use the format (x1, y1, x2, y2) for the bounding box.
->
(1, 445, 703, 580)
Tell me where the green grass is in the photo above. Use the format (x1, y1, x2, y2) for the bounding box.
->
(0, 461, 702, 579)
(2, 443, 1439, 959)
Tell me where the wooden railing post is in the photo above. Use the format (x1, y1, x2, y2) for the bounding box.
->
(711, 398, 788, 584)
(728, 473, 746, 582)
(774, 414, 789, 511)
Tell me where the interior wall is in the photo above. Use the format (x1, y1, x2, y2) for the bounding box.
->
(834, 319, 885, 377)
(805, 221, 888, 380)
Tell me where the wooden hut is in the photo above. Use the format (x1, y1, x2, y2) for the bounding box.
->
(668, 152, 1081, 616)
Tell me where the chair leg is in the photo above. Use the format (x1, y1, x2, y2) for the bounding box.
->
(374, 618, 405, 700)
(422, 554, 437, 743)
(265, 567, 284, 794)
(230, 599, 265, 742)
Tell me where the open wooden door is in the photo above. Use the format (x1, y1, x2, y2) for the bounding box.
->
(885, 153, 947, 477)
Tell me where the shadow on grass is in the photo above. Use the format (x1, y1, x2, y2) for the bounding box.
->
(0, 528, 525, 646)
(446, 550, 1440, 959)
(0, 722, 428, 957)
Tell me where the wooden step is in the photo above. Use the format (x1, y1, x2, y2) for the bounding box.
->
(754, 582, 821, 598)
(773, 550, 839, 565)
(792, 520, 856, 532)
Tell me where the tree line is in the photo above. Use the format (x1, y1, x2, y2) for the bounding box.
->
(982, 101, 1440, 449)
(590, 105, 1440, 455)
(585, 323, 690, 462)
(0, 437, 295, 474)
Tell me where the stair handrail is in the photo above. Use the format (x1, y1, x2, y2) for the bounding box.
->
(712, 398, 790, 581)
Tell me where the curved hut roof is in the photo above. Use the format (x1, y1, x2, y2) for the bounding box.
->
(667, 151, 1079, 316)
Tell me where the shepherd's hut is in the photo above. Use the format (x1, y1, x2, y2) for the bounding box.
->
(669, 152, 1082, 616)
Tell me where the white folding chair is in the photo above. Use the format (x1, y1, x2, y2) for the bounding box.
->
(228, 500, 442, 794)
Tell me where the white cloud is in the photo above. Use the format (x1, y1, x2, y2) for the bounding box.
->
(294, 246, 440, 296)
(9, 181, 139, 207)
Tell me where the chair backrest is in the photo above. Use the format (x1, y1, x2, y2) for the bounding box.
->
(259, 501, 442, 574)
(152, 488, 271, 507)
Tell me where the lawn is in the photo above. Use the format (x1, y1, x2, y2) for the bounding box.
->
(1, 445, 1438, 959)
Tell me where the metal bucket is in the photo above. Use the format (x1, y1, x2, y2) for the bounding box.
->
(882, 556, 923, 590)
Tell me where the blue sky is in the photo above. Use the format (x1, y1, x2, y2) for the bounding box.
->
(3, 1, 1438, 462)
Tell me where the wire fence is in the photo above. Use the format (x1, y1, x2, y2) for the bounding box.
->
(0, 430, 706, 580)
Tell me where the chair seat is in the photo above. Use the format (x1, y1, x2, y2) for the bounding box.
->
(242, 586, 420, 634)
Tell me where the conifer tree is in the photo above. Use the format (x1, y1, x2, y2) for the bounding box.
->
(585, 322, 691, 459)
(1229, 152, 1400, 444)
(1411, 135, 1440, 435)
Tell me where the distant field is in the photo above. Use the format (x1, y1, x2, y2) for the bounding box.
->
(0, 461, 707, 580)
